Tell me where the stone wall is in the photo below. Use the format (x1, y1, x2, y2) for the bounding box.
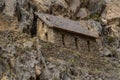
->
(37, 19, 99, 53)
(101, 1, 120, 48)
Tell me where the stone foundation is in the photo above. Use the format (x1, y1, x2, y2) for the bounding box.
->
(37, 19, 99, 53)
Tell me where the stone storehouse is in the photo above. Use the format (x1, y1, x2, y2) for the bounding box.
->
(35, 12, 99, 53)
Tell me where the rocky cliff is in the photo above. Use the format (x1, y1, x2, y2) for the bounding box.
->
(0, 0, 120, 80)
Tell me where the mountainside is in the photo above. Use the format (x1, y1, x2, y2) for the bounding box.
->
(0, 0, 120, 80)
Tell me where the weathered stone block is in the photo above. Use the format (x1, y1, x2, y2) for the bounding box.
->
(64, 33, 76, 49)
(77, 36, 89, 53)
(89, 39, 99, 53)
(37, 20, 48, 41)
(47, 29, 62, 45)
(37, 20, 43, 37)
(37, 20, 62, 44)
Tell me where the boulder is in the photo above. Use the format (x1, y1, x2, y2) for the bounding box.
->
(102, 1, 120, 20)
(69, 0, 81, 13)
(88, 0, 105, 15)
(77, 8, 89, 19)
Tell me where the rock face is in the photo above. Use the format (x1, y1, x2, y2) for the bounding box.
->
(0, 0, 37, 36)
(16, 0, 37, 36)
(0, 31, 120, 80)
(101, 0, 120, 49)
(102, 1, 120, 20)
(3, 0, 16, 17)
(1, 0, 120, 80)
(33, 0, 105, 19)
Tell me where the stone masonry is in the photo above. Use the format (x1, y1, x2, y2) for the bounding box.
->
(36, 13, 99, 53)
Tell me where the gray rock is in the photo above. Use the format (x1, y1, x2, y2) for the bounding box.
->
(52, 68, 60, 80)
(69, 0, 80, 13)
(100, 48, 113, 57)
(0, 63, 5, 78)
(14, 51, 40, 80)
(88, 19, 102, 34)
(5, 44, 16, 55)
(39, 68, 52, 80)
(77, 8, 89, 19)
(16, 0, 36, 34)
(3, 0, 16, 17)
(23, 41, 33, 48)
(116, 48, 120, 58)
(88, 0, 106, 15)
(60, 72, 71, 80)
(47, 63, 56, 69)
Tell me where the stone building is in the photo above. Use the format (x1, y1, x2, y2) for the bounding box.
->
(36, 12, 99, 53)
